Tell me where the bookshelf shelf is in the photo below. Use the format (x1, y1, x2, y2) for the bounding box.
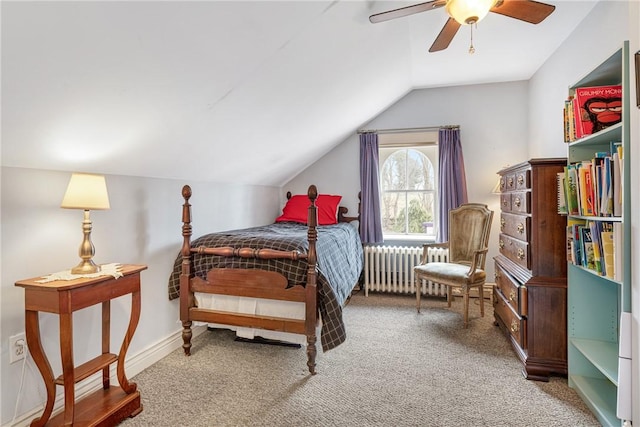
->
(566, 41, 631, 427)
(570, 375, 619, 427)
(570, 338, 619, 385)
(570, 263, 623, 285)
(567, 122, 621, 148)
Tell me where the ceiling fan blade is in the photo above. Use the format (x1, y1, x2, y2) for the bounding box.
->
(490, 0, 555, 24)
(369, 0, 445, 24)
(429, 18, 461, 52)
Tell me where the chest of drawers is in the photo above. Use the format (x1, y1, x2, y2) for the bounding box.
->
(493, 158, 568, 381)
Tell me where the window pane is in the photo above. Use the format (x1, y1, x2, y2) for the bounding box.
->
(407, 149, 434, 190)
(381, 192, 406, 234)
(381, 150, 407, 191)
(407, 192, 435, 235)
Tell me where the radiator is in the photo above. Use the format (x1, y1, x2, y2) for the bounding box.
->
(363, 245, 449, 297)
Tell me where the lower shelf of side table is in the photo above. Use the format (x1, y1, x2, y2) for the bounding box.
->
(44, 386, 141, 427)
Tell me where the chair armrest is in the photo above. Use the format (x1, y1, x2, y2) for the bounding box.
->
(419, 242, 449, 264)
(466, 247, 489, 276)
(422, 242, 449, 250)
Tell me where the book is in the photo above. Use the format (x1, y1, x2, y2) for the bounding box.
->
(613, 222, 623, 281)
(557, 172, 567, 214)
(613, 150, 622, 216)
(567, 218, 587, 265)
(572, 96, 583, 140)
(573, 85, 622, 136)
(580, 226, 596, 270)
(565, 165, 580, 215)
(567, 218, 586, 264)
(563, 98, 573, 142)
(578, 162, 595, 216)
(589, 221, 603, 274)
(599, 156, 613, 216)
(600, 224, 615, 279)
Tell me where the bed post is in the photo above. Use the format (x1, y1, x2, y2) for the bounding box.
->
(306, 185, 318, 375)
(180, 185, 194, 356)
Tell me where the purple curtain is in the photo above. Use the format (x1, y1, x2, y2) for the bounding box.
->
(359, 133, 384, 244)
(438, 127, 468, 242)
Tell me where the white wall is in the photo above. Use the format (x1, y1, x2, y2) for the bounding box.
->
(0, 167, 280, 425)
(286, 80, 531, 282)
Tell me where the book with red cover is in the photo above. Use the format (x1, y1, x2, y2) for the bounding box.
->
(574, 85, 622, 137)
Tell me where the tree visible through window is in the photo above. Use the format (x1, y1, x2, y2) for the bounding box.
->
(380, 147, 436, 236)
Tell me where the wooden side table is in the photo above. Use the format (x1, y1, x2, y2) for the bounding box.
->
(15, 264, 147, 426)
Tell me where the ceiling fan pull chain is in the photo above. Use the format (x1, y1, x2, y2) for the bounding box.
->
(468, 23, 476, 54)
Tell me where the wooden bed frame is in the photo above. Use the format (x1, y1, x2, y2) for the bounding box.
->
(179, 184, 359, 374)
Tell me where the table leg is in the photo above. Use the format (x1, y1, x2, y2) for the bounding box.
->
(102, 300, 111, 389)
(24, 310, 55, 427)
(59, 308, 75, 425)
(117, 289, 140, 394)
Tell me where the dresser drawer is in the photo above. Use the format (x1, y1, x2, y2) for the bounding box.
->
(493, 287, 525, 349)
(500, 212, 530, 241)
(499, 233, 529, 270)
(494, 261, 521, 314)
(509, 191, 530, 214)
(504, 173, 516, 191)
(513, 168, 530, 190)
(500, 194, 511, 211)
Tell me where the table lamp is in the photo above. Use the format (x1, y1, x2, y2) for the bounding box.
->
(61, 173, 110, 274)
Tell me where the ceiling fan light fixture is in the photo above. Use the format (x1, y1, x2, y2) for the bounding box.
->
(445, 0, 497, 25)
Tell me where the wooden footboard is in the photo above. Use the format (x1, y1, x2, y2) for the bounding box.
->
(179, 185, 320, 374)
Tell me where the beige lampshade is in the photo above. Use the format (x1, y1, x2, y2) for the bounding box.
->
(446, 0, 496, 25)
(61, 173, 110, 210)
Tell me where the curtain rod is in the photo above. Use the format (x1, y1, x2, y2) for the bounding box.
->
(357, 125, 459, 134)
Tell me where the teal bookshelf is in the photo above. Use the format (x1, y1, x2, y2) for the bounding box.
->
(566, 41, 631, 427)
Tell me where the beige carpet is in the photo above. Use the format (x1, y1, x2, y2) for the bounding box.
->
(122, 292, 599, 426)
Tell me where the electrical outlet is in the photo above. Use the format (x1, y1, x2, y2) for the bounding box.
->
(9, 332, 26, 364)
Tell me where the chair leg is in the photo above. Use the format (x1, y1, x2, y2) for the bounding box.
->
(447, 286, 453, 308)
(479, 285, 485, 318)
(463, 289, 470, 328)
(416, 280, 421, 313)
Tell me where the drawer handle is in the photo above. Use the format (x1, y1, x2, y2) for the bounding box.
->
(517, 248, 525, 260)
(517, 175, 524, 185)
(517, 223, 524, 234)
(499, 240, 505, 249)
(509, 290, 516, 301)
(510, 320, 519, 333)
(508, 177, 514, 187)
(514, 197, 521, 207)
(500, 218, 505, 230)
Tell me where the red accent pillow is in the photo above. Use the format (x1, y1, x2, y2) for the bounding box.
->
(275, 194, 342, 225)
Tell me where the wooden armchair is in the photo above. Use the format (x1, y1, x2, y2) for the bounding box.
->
(414, 203, 494, 328)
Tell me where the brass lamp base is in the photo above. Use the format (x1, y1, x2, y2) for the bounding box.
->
(70, 209, 101, 275)
(71, 260, 101, 275)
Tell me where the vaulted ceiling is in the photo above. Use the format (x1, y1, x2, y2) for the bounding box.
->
(1, 1, 598, 186)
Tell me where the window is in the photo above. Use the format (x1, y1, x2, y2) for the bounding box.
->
(379, 132, 438, 239)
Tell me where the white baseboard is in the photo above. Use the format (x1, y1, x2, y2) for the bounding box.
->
(4, 325, 206, 427)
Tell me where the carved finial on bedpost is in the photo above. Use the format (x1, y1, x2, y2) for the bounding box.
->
(308, 185, 318, 201)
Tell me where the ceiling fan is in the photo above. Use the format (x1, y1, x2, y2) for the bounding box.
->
(369, 0, 555, 53)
